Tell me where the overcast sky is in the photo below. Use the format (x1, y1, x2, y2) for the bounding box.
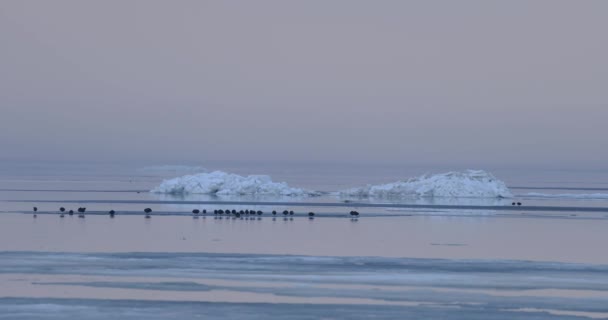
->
(1, 1, 606, 168)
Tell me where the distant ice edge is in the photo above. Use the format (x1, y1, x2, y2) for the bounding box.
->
(151, 169, 512, 199)
(523, 192, 608, 200)
(151, 171, 319, 196)
(339, 170, 512, 199)
(137, 165, 207, 174)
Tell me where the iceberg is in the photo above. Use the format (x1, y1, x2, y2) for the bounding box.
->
(340, 170, 512, 198)
(151, 171, 317, 196)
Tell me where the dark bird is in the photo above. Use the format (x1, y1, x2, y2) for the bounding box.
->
(33, 207, 38, 213)
(232, 210, 237, 214)
(283, 210, 289, 216)
(69, 210, 74, 216)
(144, 208, 152, 218)
(109, 210, 115, 218)
(78, 207, 86, 218)
(272, 210, 277, 215)
(202, 209, 207, 214)
(192, 209, 200, 214)
(517, 202, 522, 206)
(289, 210, 294, 216)
(257, 210, 263, 215)
(512, 202, 516, 206)
(350, 211, 360, 217)
(245, 210, 250, 214)
(59, 207, 65, 212)
(308, 212, 315, 219)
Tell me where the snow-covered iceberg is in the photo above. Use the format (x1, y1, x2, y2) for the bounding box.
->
(151, 171, 317, 196)
(339, 170, 512, 198)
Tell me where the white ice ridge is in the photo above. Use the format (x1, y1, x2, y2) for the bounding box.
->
(151, 171, 317, 196)
(340, 170, 512, 198)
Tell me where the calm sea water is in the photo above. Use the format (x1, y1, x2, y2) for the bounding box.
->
(1, 161, 607, 319)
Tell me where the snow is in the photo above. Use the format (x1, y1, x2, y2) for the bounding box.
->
(153, 169, 511, 198)
(339, 170, 512, 198)
(151, 171, 317, 196)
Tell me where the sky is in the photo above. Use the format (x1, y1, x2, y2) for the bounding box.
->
(0, 1, 607, 169)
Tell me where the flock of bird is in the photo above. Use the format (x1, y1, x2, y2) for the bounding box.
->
(31, 203, 527, 219)
(31, 206, 362, 220)
(32, 206, 93, 219)
(30, 201, 524, 219)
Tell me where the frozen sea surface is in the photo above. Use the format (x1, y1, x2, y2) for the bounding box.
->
(1, 298, 606, 320)
(2, 162, 608, 319)
(1, 252, 608, 319)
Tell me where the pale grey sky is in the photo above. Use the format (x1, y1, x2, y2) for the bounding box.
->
(0, 1, 606, 168)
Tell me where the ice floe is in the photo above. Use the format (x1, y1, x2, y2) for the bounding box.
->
(151, 171, 317, 196)
(339, 170, 512, 198)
